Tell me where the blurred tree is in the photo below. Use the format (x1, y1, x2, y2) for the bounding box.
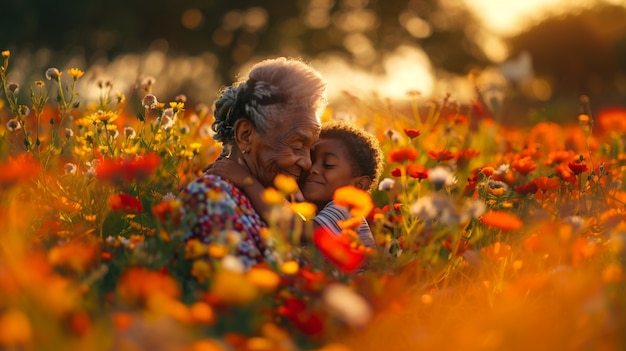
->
(505, 4, 626, 107)
(1, 0, 487, 83)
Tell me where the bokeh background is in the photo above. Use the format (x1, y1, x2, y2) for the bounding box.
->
(3, 0, 626, 123)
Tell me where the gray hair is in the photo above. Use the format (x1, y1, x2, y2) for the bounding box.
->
(211, 57, 327, 155)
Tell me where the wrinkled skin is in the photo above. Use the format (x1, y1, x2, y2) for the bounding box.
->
(242, 110, 320, 188)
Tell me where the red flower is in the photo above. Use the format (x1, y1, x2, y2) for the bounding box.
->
(313, 226, 366, 273)
(427, 149, 455, 162)
(514, 182, 539, 196)
(568, 160, 588, 175)
(403, 128, 421, 139)
(406, 164, 428, 179)
(109, 194, 143, 214)
(390, 166, 403, 177)
(277, 297, 325, 335)
(454, 149, 481, 168)
(388, 147, 418, 163)
(97, 153, 161, 184)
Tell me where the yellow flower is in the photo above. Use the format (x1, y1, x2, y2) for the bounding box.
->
(191, 259, 212, 284)
(185, 239, 207, 259)
(1, 50, 10, 58)
(67, 68, 84, 79)
(169, 101, 185, 110)
(274, 174, 299, 194)
(280, 260, 299, 275)
(86, 110, 118, 124)
(190, 142, 202, 153)
(290, 202, 317, 221)
(211, 270, 258, 305)
(208, 243, 227, 258)
(262, 187, 285, 205)
(246, 267, 281, 292)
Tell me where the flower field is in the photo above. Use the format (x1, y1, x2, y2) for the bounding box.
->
(1, 50, 626, 351)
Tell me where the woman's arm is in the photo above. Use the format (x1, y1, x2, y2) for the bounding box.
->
(205, 158, 274, 223)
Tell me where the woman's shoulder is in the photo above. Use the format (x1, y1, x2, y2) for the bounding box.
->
(183, 173, 235, 192)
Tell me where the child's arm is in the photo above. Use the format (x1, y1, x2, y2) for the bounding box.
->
(205, 157, 274, 223)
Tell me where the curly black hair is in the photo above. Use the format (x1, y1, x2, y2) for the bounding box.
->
(319, 120, 384, 193)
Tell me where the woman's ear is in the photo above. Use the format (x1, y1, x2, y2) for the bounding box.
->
(234, 119, 254, 151)
(353, 176, 372, 191)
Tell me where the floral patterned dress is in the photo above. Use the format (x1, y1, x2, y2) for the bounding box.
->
(179, 173, 272, 269)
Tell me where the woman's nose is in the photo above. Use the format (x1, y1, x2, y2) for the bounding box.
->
(296, 152, 313, 171)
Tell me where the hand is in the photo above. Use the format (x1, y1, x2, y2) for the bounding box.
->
(205, 157, 253, 188)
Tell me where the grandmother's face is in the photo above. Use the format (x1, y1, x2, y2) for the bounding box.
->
(247, 109, 320, 188)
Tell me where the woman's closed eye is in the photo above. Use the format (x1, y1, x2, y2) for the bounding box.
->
(323, 162, 336, 169)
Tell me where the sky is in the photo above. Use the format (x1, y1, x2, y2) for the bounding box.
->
(462, 0, 626, 36)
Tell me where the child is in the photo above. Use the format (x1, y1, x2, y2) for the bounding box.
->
(301, 121, 383, 248)
(207, 120, 384, 248)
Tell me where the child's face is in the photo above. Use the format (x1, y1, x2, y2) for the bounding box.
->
(301, 138, 358, 207)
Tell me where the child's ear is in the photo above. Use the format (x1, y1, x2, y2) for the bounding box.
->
(234, 119, 254, 151)
(353, 176, 372, 191)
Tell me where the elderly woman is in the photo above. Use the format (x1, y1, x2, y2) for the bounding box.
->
(179, 57, 327, 269)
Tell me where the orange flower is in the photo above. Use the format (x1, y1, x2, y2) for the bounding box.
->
(0, 154, 41, 188)
(388, 147, 418, 163)
(597, 108, 626, 134)
(511, 155, 537, 175)
(152, 199, 182, 225)
(333, 186, 373, 219)
(427, 149, 455, 162)
(117, 267, 180, 305)
(532, 176, 560, 192)
(545, 150, 574, 165)
(313, 226, 366, 273)
(480, 210, 523, 231)
(481, 166, 496, 177)
(454, 149, 480, 168)
(109, 194, 143, 214)
(48, 241, 99, 272)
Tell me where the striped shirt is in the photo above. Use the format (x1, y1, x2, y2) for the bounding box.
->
(313, 200, 376, 248)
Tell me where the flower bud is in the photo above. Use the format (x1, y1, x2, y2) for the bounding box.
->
(45, 67, 61, 80)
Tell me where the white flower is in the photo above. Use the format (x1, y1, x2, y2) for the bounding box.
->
(495, 164, 510, 174)
(428, 166, 457, 187)
(64, 163, 77, 175)
(124, 126, 137, 139)
(410, 193, 452, 221)
(221, 255, 245, 273)
(323, 283, 372, 328)
(378, 177, 396, 191)
(6, 119, 21, 132)
(162, 192, 176, 201)
(142, 94, 158, 109)
(84, 159, 99, 177)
